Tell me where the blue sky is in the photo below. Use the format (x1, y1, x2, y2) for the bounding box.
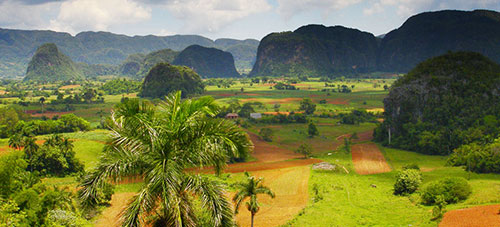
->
(1, 0, 499, 40)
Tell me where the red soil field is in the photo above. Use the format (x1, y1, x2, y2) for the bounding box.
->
(351, 143, 391, 175)
(233, 166, 311, 227)
(327, 98, 349, 105)
(59, 84, 81, 90)
(31, 111, 74, 118)
(439, 204, 500, 227)
(95, 192, 136, 227)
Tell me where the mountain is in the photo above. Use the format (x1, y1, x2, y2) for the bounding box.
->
(24, 43, 83, 82)
(139, 63, 204, 99)
(377, 10, 500, 72)
(118, 49, 179, 78)
(173, 45, 240, 78)
(374, 52, 500, 155)
(249, 25, 378, 77)
(0, 28, 258, 78)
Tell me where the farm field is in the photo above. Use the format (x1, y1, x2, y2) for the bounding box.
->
(1, 77, 499, 227)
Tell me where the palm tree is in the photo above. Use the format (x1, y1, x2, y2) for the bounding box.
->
(23, 136, 39, 172)
(79, 91, 252, 226)
(232, 172, 275, 227)
(39, 97, 45, 113)
(8, 134, 24, 150)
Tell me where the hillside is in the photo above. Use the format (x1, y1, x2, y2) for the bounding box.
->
(0, 28, 258, 78)
(378, 10, 500, 72)
(24, 43, 83, 82)
(250, 24, 378, 77)
(374, 52, 500, 155)
(139, 63, 204, 98)
(173, 45, 240, 78)
(118, 49, 179, 78)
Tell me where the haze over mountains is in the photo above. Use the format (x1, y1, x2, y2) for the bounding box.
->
(3, 9, 500, 80)
(0, 29, 258, 78)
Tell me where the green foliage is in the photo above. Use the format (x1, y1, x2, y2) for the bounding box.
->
(173, 45, 240, 78)
(447, 138, 500, 173)
(250, 113, 307, 124)
(79, 92, 252, 226)
(307, 122, 319, 138)
(420, 177, 472, 205)
(250, 24, 378, 77)
(393, 169, 422, 195)
(259, 128, 273, 142)
(375, 52, 500, 155)
(28, 134, 84, 177)
(274, 82, 297, 90)
(139, 63, 204, 99)
(378, 10, 500, 72)
(295, 143, 313, 158)
(0, 106, 30, 138)
(12, 114, 90, 137)
(402, 163, 420, 171)
(100, 79, 141, 95)
(24, 43, 83, 82)
(339, 109, 377, 125)
(232, 172, 275, 227)
(299, 98, 316, 115)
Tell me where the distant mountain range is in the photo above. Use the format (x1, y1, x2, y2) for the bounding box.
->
(3, 9, 500, 79)
(250, 9, 500, 77)
(0, 29, 258, 78)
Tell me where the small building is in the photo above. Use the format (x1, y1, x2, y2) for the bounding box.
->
(250, 113, 262, 119)
(225, 113, 239, 119)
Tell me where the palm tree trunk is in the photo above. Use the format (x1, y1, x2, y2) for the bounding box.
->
(251, 212, 254, 227)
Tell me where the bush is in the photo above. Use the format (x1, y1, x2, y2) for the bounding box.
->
(402, 163, 420, 171)
(259, 128, 273, 142)
(394, 169, 422, 195)
(447, 139, 500, 173)
(420, 177, 472, 205)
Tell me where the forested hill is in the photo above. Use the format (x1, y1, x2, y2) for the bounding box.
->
(250, 25, 378, 77)
(377, 10, 500, 72)
(173, 45, 240, 78)
(0, 28, 258, 78)
(24, 43, 83, 82)
(251, 9, 500, 77)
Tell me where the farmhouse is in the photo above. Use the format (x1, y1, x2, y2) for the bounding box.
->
(250, 113, 262, 119)
(225, 113, 239, 119)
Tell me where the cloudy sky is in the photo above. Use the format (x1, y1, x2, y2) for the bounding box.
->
(1, 0, 499, 40)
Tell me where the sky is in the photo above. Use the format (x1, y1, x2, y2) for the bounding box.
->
(0, 0, 499, 40)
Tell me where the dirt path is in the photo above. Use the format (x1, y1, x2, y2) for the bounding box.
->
(351, 143, 391, 175)
(94, 192, 135, 227)
(439, 204, 500, 227)
(233, 166, 310, 227)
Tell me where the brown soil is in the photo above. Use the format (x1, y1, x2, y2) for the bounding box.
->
(59, 84, 81, 90)
(336, 130, 373, 143)
(439, 204, 500, 227)
(248, 132, 302, 163)
(31, 111, 74, 118)
(217, 93, 236, 97)
(95, 192, 135, 227)
(232, 166, 311, 227)
(351, 143, 391, 175)
(327, 98, 349, 105)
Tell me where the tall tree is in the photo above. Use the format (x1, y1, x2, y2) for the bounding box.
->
(79, 91, 252, 226)
(233, 172, 275, 227)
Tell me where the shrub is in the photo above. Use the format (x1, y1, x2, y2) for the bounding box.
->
(420, 177, 472, 205)
(402, 163, 420, 171)
(394, 169, 422, 195)
(259, 128, 273, 142)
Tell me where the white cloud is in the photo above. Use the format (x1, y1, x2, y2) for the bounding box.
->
(0, 0, 58, 29)
(164, 0, 272, 33)
(365, 0, 500, 17)
(277, 0, 362, 19)
(49, 0, 151, 34)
